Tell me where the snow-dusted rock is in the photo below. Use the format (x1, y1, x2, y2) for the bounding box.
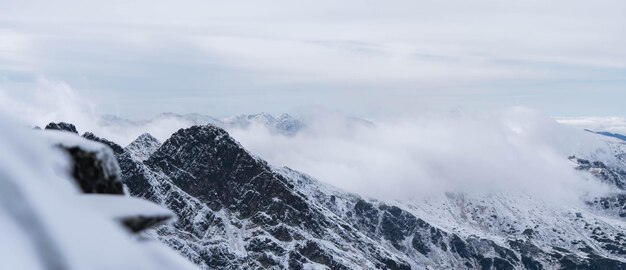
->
(42, 130, 124, 194)
(125, 133, 161, 162)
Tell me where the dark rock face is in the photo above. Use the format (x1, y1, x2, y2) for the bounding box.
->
(111, 124, 626, 269)
(121, 215, 172, 233)
(42, 127, 125, 195)
(60, 145, 124, 194)
(121, 126, 350, 268)
(147, 126, 322, 231)
(42, 131, 127, 194)
(45, 122, 78, 133)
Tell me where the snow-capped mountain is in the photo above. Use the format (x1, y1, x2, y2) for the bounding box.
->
(54, 120, 626, 269)
(125, 133, 161, 162)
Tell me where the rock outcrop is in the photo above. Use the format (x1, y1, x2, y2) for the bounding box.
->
(45, 122, 78, 133)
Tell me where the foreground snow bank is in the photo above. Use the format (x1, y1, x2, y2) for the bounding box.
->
(0, 114, 199, 270)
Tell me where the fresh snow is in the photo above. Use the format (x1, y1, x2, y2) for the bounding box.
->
(124, 133, 161, 161)
(0, 114, 199, 270)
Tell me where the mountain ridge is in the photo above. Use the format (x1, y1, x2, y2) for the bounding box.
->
(49, 121, 626, 269)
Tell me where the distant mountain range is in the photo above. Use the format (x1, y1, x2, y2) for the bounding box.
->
(586, 129, 626, 143)
(100, 112, 305, 138)
(557, 117, 626, 137)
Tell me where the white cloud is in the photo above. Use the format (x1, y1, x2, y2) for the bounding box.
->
(557, 117, 626, 135)
(1, 0, 625, 86)
(1, 82, 616, 204)
(1, 0, 625, 117)
(0, 78, 96, 129)
(0, 79, 195, 146)
(229, 108, 614, 202)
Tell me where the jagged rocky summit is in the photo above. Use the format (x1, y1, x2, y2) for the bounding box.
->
(51, 120, 626, 270)
(125, 133, 161, 161)
(45, 121, 79, 133)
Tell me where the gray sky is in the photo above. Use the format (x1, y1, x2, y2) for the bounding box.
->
(1, 0, 625, 118)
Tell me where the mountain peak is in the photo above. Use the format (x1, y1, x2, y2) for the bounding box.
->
(145, 124, 321, 224)
(157, 125, 234, 153)
(125, 133, 161, 162)
(45, 122, 78, 134)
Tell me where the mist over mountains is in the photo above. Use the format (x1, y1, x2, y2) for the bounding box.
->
(3, 104, 626, 269)
(31, 112, 626, 269)
(27, 108, 626, 201)
(92, 112, 304, 145)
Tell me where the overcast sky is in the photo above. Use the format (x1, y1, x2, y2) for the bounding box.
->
(1, 0, 625, 119)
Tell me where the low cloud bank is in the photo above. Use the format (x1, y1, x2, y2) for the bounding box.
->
(230, 108, 614, 202)
(0, 80, 615, 202)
